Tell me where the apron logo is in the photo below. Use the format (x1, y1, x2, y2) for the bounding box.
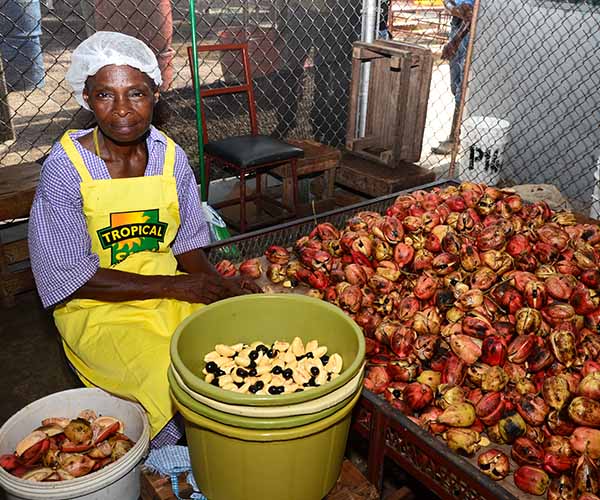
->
(97, 209, 168, 265)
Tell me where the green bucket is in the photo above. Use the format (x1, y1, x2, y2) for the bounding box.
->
(170, 295, 365, 407)
(174, 389, 361, 500)
(168, 365, 362, 429)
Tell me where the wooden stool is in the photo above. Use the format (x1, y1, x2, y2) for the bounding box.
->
(0, 162, 40, 307)
(272, 139, 341, 216)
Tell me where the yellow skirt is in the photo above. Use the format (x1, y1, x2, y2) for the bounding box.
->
(54, 297, 203, 438)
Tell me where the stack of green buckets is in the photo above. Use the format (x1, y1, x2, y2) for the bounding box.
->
(169, 294, 366, 500)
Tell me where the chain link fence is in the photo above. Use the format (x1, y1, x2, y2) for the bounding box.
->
(0, 0, 361, 182)
(1, 0, 599, 215)
(456, 0, 600, 215)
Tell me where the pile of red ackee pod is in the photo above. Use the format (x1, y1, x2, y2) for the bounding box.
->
(216, 182, 600, 498)
(0, 410, 135, 481)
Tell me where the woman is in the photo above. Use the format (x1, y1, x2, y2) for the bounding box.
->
(28, 31, 260, 445)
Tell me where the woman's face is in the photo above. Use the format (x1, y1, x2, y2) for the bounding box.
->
(83, 65, 159, 143)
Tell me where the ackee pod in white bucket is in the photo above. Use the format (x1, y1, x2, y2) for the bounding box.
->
(0, 388, 149, 500)
(459, 115, 511, 186)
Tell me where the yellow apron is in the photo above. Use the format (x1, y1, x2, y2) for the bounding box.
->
(53, 130, 203, 438)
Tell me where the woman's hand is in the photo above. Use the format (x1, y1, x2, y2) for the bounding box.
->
(169, 273, 262, 304)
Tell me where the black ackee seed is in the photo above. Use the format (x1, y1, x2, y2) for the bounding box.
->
(256, 344, 269, 353)
(320, 355, 330, 365)
(308, 377, 318, 387)
(267, 349, 278, 358)
(282, 368, 293, 380)
(392, 389, 401, 398)
(295, 388, 304, 392)
(310, 366, 320, 377)
(216, 369, 226, 377)
(249, 350, 259, 360)
(305, 352, 314, 359)
(248, 360, 257, 369)
(234, 382, 244, 388)
(255, 380, 264, 390)
(268, 386, 280, 395)
(296, 355, 305, 361)
(271, 366, 283, 375)
(236, 368, 248, 378)
(276, 386, 285, 394)
(211, 378, 220, 386)
(249, 385, 259, 394)
(205, 361, 218, 373)
(248, 368, 257, 377)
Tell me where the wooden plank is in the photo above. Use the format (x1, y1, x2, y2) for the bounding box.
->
(3, 239, 29, 265)
(0, 162, 41, 221)
(1, 269, 34, 297)
(391, 55, 413, 164)
(352, 47, 387, 61)
(411, 53, 434, 162)
(345, 57, 362, 148)
(401, 54, 423, 161)
(348, 136, 383, 152)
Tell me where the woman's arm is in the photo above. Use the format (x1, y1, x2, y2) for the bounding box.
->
(70, 266, 230, 304)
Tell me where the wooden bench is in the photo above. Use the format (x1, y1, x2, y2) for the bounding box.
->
(0, 162, 40, 307)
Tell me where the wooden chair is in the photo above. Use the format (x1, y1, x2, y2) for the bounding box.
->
(187, 43, 303, 233)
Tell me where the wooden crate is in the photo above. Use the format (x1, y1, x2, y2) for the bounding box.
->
(346, 40, 433, 166)
(0, 162, 40, 307)
(336, 150, 436, 198)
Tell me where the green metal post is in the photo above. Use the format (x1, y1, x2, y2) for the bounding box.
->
(189, 0, 208, 201)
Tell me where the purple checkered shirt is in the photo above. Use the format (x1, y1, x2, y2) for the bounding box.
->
(28, 126, 211, 308)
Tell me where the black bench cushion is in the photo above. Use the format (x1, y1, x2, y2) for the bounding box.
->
(205, 135, 304, 168)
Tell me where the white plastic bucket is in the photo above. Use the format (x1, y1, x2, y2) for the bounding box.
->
(0, 388, 150, 500)
(459, 116, 511, 186)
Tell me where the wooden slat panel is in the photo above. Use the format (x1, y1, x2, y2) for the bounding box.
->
(346, 40, 432, 166)
(0, 162, 40, 221)
(1, 269, 34, 297)
(3, 239, 29, 265)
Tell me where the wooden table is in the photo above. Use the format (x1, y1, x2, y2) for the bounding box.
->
(0, 162, 40, 307)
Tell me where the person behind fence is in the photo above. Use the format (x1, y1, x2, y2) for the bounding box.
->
(431, 0, 473, 155)
(378, 0, 393, 41)
(27, 31, 261, 447)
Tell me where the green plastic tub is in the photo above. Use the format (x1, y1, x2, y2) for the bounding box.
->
(174, 389, 361, 500)
(168, 366, 362, 429)
(170, 294, 365, 406)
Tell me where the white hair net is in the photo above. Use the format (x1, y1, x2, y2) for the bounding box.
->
(66, 31, 162, 110)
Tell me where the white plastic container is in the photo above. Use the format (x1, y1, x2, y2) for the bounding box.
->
(0, 388, 150, 500)
(459, 116, 511, 186)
